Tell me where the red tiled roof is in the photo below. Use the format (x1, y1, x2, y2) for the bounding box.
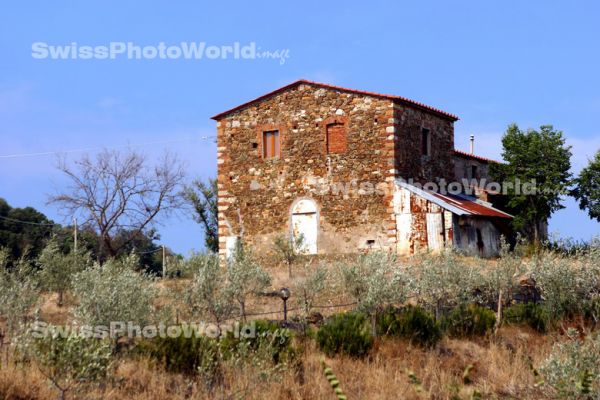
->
(431, 192, 512, 219)
(453, 149, 500, 164)
(210, 79, 459, 121)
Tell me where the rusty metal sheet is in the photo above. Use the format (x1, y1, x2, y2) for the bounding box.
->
(426, 213, 445, 252)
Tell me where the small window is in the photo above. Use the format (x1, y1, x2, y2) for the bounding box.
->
(470, 165, 478, 179)
(326, 122, 347, 154)
(262, 130, 280, 159)
(421, 128, 431, 156)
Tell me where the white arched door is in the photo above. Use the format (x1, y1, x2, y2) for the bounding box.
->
(291, 199, 318, 254)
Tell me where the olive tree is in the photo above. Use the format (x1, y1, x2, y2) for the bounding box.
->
(185, 254, 235, 328)
(18, 330, 113, 400)
(0, 249, 39, 341)
(38, 240, 91, 307)
(408, 251, 481, 320)
(292, 262, 328, 318)
(480, 238, 525, 331)
(71, 256, 159, 329)
(338, 252, 408, 336)
(226, 243, 271, 321)
(272, 233, 305, 278)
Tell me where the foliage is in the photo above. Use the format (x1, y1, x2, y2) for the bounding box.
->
(0, 198, 55, 263)
(220, 320, 295, 366)
(338, 251, 408, 335)
(479, 238, 525, 329)
(17, 329, 113, 400)
(71, 256, 159, 329)
(316, 312, 374, 358)
(226, 242, 271, 320)
(49, 149, 185, 257)
(136, 330, 220, 385)
(377, 306, 442, 347)
(272, 233, 305, 277)
(0, 252, 39, 339)
(292, 262, 328, 318)
(489, 124, 572, 243)
(539, 329, 600, 399)
(572, 150, 600, 222)
(38, 240, 91, 306)
(442, 304, 496, 338)
(409, 251, 481, 320)
(529, 252, 600, 322)
(183, 178, 218, 253)
(503, 303, 550, 333)
(184, 254, 235, 327)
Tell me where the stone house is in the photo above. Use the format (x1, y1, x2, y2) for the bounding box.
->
(212, 80, 512, 258)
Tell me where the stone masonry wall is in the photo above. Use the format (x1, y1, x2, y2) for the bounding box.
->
(392, 103, 456, 184)
(215, 83, 457, 257)
(216, 83, 396, 256)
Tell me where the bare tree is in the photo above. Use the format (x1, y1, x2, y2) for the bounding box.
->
(49, 149, 185, 258)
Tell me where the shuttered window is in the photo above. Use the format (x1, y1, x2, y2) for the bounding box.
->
(262, 130, 280, 159)
(326, 122, 347, 154)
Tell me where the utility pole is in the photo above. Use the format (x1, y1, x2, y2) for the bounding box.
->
(73, 217, 78, 253)
(162, 245, 166, 278)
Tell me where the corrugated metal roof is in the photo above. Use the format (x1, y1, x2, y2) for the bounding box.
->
(211, 79, 459, 121)
(397, 181, 512, 219)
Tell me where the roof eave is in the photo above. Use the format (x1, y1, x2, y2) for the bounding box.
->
(211, 79, 459, 121)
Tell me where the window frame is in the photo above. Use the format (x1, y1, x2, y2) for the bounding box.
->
(256, 124, 284, 160)
(322, 116, 349, 155)
(262, 130, 280, 159)
(421, 127, 431, 157)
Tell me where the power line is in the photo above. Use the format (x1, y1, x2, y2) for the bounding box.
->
(0, 136, 217, 159)
(0, 215, 58, 226)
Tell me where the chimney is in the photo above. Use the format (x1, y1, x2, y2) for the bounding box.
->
(470, 134, 475, 155)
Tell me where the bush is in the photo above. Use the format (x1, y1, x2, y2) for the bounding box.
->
(0, 256, 39, 338)
(443, 304, 496, 338)
(136, 330, 220, 384)
(71, 258, 159, 329)
(317, 312, 373, 358)
(540, 329, 600, 399)
(220, 320, 295, 365)
(503, 303, 550, 332)
(408, 251, 482, 320)
(17, 329, 113, 399)
(377, 306, 442, 347)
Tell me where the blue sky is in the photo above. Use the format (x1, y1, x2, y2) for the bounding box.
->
(1, 1, 599, 254)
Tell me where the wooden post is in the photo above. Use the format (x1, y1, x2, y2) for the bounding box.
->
(162, 245, 166, 278)
(73, 217, 78, 253)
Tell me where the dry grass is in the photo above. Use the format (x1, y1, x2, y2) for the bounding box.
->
(0, 325, 557, 400)
(0, 256, 576, 399)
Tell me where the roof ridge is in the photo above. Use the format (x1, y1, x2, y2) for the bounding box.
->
(211, 79, 459, 121)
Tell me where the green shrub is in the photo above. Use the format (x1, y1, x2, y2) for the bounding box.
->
(377, 306, 442, 347)
(220, 320, 295, 365)
(503, 303, 550, 332)
(539, 329, 600, 399)
(317, 312, 373, 358)
(136, 331, 220, 384)
(17, 330, 113, 399)
(443, 304, 496, 338)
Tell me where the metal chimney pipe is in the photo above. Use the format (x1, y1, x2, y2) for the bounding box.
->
(470, 134, 475, 155)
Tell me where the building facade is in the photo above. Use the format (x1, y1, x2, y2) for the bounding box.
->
(212, 80, 511, 258)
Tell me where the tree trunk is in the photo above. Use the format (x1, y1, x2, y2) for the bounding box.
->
(371, 313, 377, 338)
(495, 289, 503, 334)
